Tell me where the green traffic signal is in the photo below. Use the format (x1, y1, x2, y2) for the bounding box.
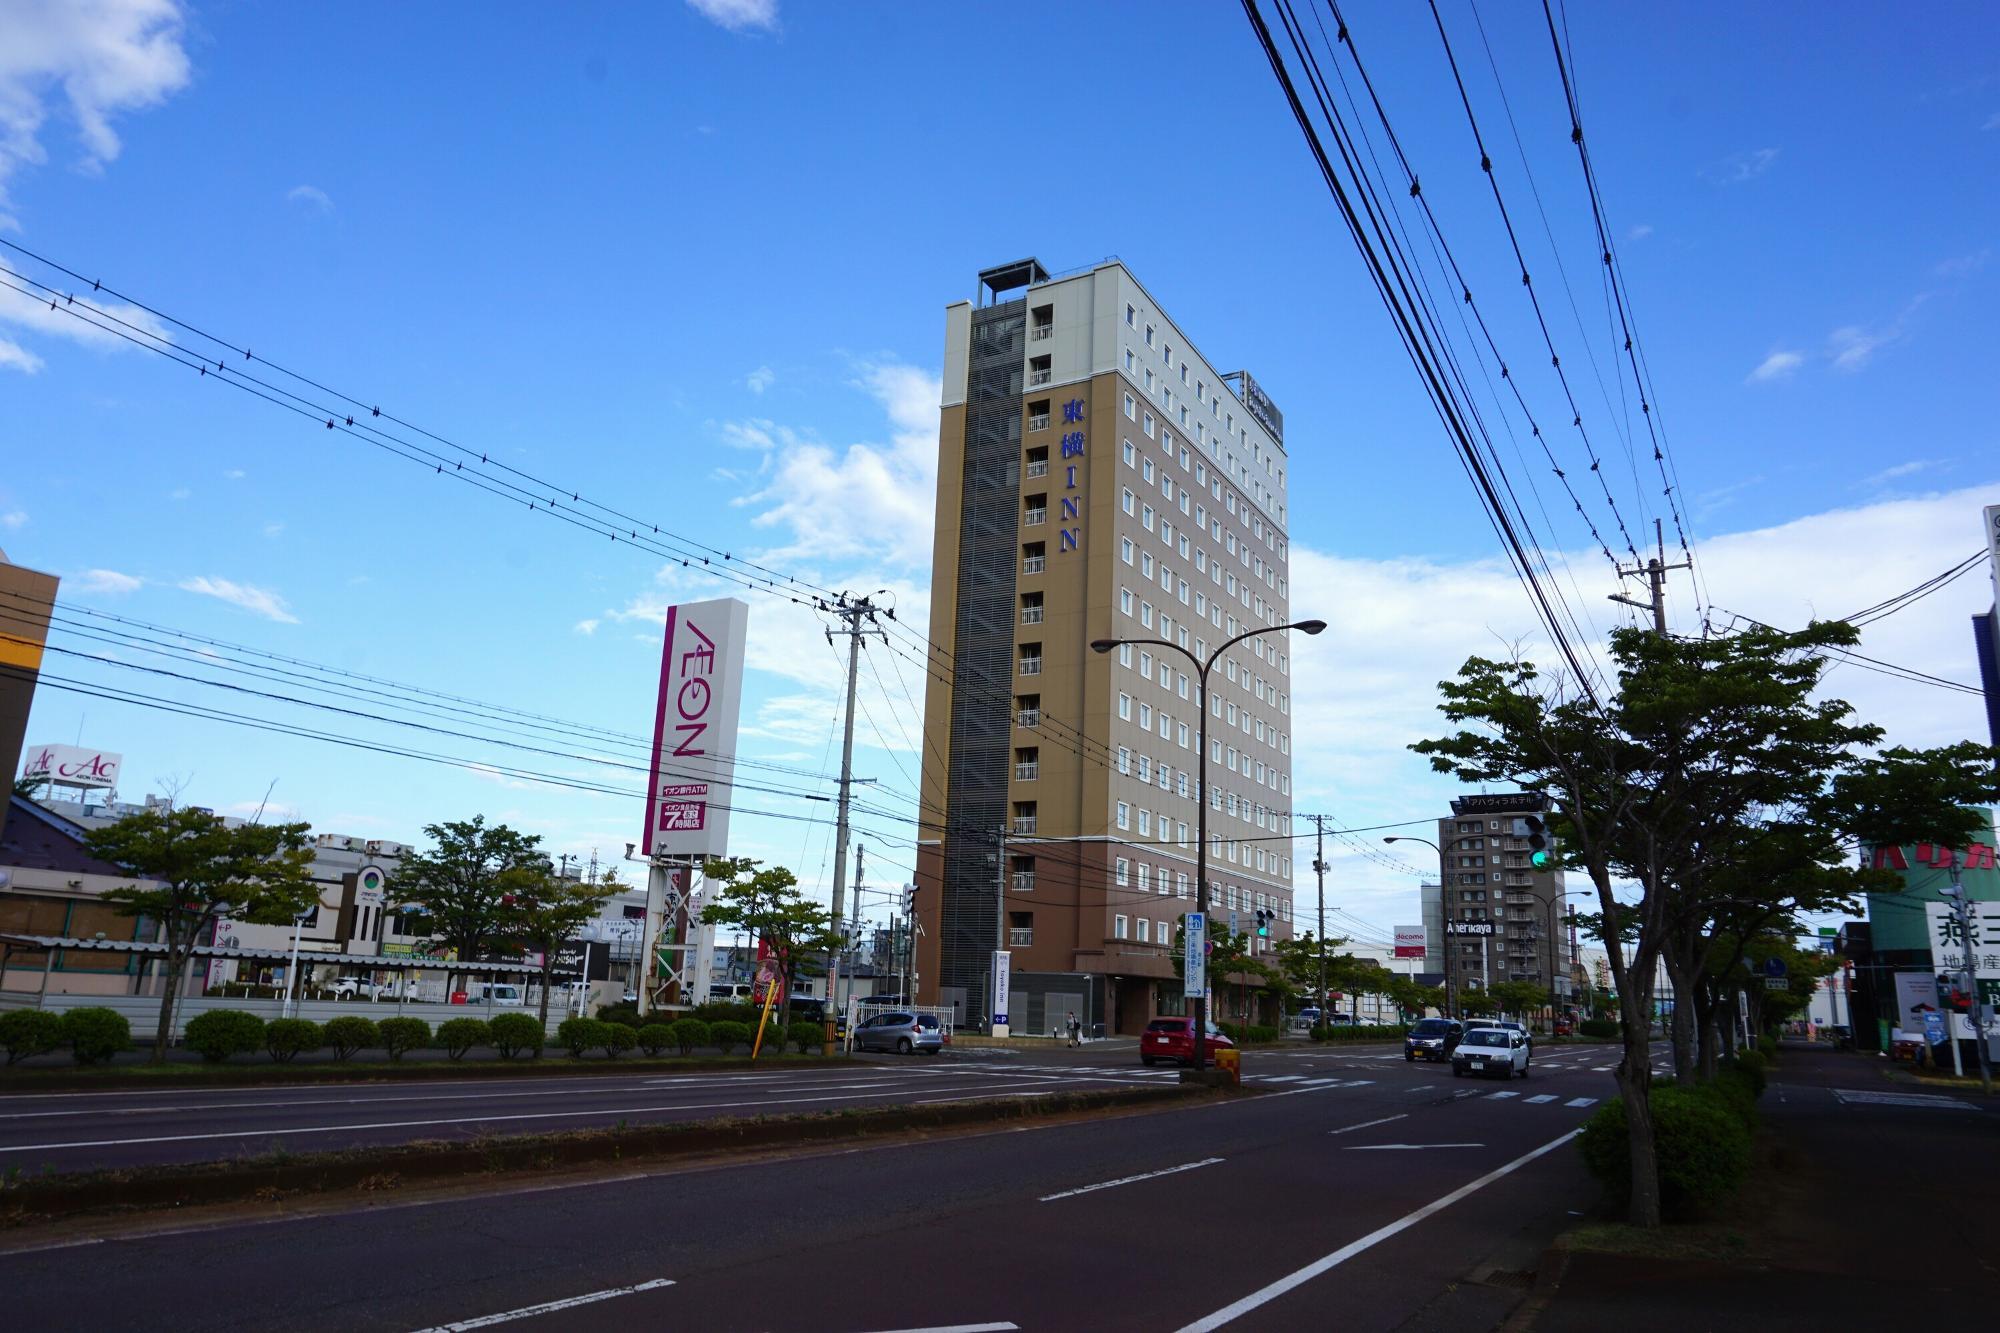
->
(1530, 850, 1552, 870)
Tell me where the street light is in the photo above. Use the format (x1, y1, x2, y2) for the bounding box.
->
(1092, 617, 1325, 1074)
(1384, 833, 1496, 1018)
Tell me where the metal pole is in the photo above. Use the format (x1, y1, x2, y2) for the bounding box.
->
(577, 939, 592, 1018)
(993, 826, 1007, 1034)
(827, 602, 865, 1019)
(1313, 815, 1328, 1024)
(282, 912, 305, 1019)
(1193, 653, 1211, 1071)
(1950, 851, 1992, 1092)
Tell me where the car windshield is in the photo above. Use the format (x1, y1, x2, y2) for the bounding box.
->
(1464, 1030, 1508, 1047)
(1147, 1019, 1187, 1032)
(1411, 1021, 1452, 1035)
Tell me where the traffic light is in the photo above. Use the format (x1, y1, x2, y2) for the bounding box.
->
(1522, 815, 1551, 870)
(1255, 909, 1272, 938)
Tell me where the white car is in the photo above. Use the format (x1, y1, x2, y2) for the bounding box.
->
(1451, 1026, 1530, 1079)
(329, 978, 382, 1000)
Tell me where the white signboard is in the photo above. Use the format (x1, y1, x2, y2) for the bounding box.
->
(22, 743, 122, 791)
(642, 598, 750, 858)
(1394, 925, 1426, 959)
(1924, 900, 2000, 975)
(1184, 912, 1207, 999)
(355, 865, 388, 908)
(991, 949, 1011, 1026)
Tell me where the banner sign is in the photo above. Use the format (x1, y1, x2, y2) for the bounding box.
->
(992, 949, 1011, 1026)
(1925, 900, 2000, 974)
(1184, 912, 1207, 999)
(22, 743, 122, 791)
(1393, 925, 1426, 959)
(642, 598, 750, 858)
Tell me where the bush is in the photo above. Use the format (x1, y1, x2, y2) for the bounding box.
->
(0, 1009, 65, 1065)
(594, 1002, 643, 1029)
(184, 1009, 266, 1063)
(597, 1022, 637, 1058)
(436, 1017, 490, 1061)
(264, 1018, 323, 1064)
(323, 1015, 380, 1061)
(1756, 1034, 1778, 1064)
(378, 1016, 431, 1061)
(488, 1012, 545, 1060)
(694, 1001, 758, 1026)
(637, 1023, 677, 1057)
(669, 1018, 710, 1055)
(710, 1020, 750, 1055)
(788, 1021, 824, 1053)
(1579, 1085, 1754, 1220)
(62, 1007, 133, 1065)
(556, 1017, 603, 1059)
(1579, 1018, 1621, 1040)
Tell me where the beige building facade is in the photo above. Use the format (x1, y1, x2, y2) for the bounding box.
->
(915, 258, 1297, 1036)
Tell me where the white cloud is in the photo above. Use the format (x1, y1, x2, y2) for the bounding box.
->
(0, 337, 43, 373)
(745, 365, 775, 394)
(1626, 224, 1653, 241)
(0, 509, 24, 530)
(70, 567, 141, 595)
(0, 256, 172, 353)
(686, 0, 777, 33)
(738, 361, 941, 569)
(286, 184, 333, 213)
(178, 575, 300, 623)
(1702, 147, 1780, 185)
(1828, 324, 1894, 373)
(573, 618, 600, 636)
(223, 468, 246, 479)
(1861, 459, 1941, 488)
(1747, 349, 1803, 382)
(0, 0, 192, 217)
(718, 417, 805, 452)
(1936, 249, 1989, 278)
(167, 487, 189, 500)
(261, 520, 284, 538)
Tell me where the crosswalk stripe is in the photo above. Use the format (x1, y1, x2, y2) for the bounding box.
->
(1565, 1097, 1598, 1108)
(1525, 1094, 1558, 1104)
(1592, 1065, 1615, 1072)
(1488, 1091, 1519, 1099)
(1262, 1075, 1306, 1083)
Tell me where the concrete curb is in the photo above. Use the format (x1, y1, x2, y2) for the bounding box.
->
(1497, 1242, 1574, 1333)
(0, 1053, 857, 1095)
(0, 1083, 1208, 1225)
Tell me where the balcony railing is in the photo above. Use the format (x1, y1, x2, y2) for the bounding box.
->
(1016, 708, 1040, 728)
(1012, 816, 1037, 834)
(1018, 657, 1042, 677)
(1009, 928, 1035, 946)
(1025, 459, 1049, 478)
(1011, 872, 1035, 893)
(1020, 605, 1044, 624)
(1015, 762, 1039, 781)
(1030, 324, 1053, 341)
(1023, 508, 1046, 526)
(1028, 369, 1052, 387)
(1022, 556, 1046, 575)
(1028, 413, 1050, 432)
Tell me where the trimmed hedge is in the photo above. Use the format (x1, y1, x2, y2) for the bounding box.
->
(1578, 1018, 1621, 1039)
(436, 1017, 490, 1061)
(788, 1021, 824, 1053)
(636, 1024, 676, 1057)
(323, 1016, 380, 1061)
(264, 1018, 322, 1064)
(1308, 1023, 1406, 1043)
(63, 1008, 133, 1065)
(378, 1017, 431, 1061)
(597, 1023, 637, 1058)
(488, 1012, 545, 1060)
(1218, 1022, 1282, 1045)
(693, 1002, 759, 1026)
(1579, 1077, 1759, 1219)
(669, 1018, 710, 1055)
(709, 1020, 750, 1055)
(184, 1009, 266, 1063)
(1756, 1034, 1778, 1064)
(594, 1002, 644, 1029)
(556, 1017, 603, 1059)
(0, 1009, 65, 1065)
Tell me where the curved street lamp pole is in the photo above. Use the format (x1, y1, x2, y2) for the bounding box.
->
(1383, 832, 1497, 1019)
(1092, 618, 1325, 1073)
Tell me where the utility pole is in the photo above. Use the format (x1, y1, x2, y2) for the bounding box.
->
(817, 591, 886, 1039)
(1311, 815, 1329, 1023)
(1610, 518, 1692, 634)
(993, 825, 1009, 1035)
(1947, 850, 1993, 1094)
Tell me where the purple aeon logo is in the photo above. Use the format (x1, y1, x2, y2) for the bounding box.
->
(642, 599, 748, 858)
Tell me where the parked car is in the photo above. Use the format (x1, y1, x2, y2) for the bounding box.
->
(1451, 1026, 1530, 1079)
(1469, 1020, 1534, 1053)
(1141, 1017, 1237, 1067)
(1294, 1006, 1322, 1028)
(477, 984, 525, 1006)
(853, 1010, 943, 1055)
(1405, 1018, 1463, 1062)
(329, 977, 382, 1000)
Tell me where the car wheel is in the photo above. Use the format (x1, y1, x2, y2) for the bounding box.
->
(1451, 1065, 1462, 1078)
(1405, 1052, 1415, 1062)
(896, 1038, 912, 1055)
(1142, 1056, 1156, 1067)
(1519, 1058, 1529, 1078)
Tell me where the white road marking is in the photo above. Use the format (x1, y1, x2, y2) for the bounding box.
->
(1259, 1075, 1306, 1083)
(1487, 1091, 1519, 1100)
(1593, 1066, 1616, 1072)
(859, 1324, 1019, 1333)
(1328, 1114, 1408, 1136)
(1525, 1094, 1558, 1104)
(408, 1277, 674, 1331)
(1565, 1098, 1598, 1108)
(1039, 1156, 1226, 1202)
(1832, 1089, 1982, 1111)
(1178, 1129, 1584, 1331)
(1343, 1143, 1484, 1151)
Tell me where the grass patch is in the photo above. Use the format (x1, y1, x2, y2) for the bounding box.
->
(1564, 1222, 1752, 1263)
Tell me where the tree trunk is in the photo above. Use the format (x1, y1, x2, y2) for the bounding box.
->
(536, 954, 555, 1034)
(152, 928, 190, 1063)
(1691, 983, 1716, 1078)
(1616, 985, 1662, 1228)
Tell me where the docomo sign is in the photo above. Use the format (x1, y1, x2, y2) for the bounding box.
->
(642, 598, 750, 858)
(23, 743, 122, 791)
(1393, 925, 1426, 959)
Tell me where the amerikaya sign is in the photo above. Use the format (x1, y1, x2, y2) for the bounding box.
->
(642, 598, 749, 858)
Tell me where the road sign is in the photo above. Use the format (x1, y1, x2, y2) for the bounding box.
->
(1764, 976, 1789, 991)
(1924, 1010, 1946, 1044)
(1184, 912, 1207, 998)
(1761, 956, 1787, 978)
(1228, 910, 1239, 935)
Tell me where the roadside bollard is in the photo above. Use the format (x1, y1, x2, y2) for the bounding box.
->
(1216, 1046, 1241, 1086)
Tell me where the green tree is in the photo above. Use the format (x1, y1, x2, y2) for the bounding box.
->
(1271, 931, 1350, 1006)
(83, 806, 317, 1062)
(12, 772, 50, 799)
(1487, 979, 1553, 1022)
(1170, 920, 1281, 1021)
(502, 865, 618, 1028)
(390, 817, 543, 993)
(700, 858, 840, 1028)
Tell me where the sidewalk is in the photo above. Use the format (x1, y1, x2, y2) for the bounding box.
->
(1517, 1043, 1997, 1331)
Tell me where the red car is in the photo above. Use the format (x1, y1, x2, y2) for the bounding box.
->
(1141, 1017, 1236, 1067)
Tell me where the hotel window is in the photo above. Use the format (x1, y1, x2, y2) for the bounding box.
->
(1124, 392, 1136, 419)
(1141, 552, 1154, 577)
(1137, 918, 1151, 943)
(1126, 303, 1136, 326)
(1121, 537, 1134, 564)
(1142, 504, 1154, 531)
(1141, 602, 1153, 628)
(1124, 348, 1135, 372)
(1142, 458, 1155, 483)
(1114, 915, 1129, 940)
(1116, 802, 1130, 830)
(1122, 487, 1135, 514)
(1143, 412, 1155, 437)
(1137, 754, 1151, 782)
(1118, 643, 1131, 667)
(1122, 440, 1135, 466)
(1145, 324, 1155, 347)
(1144, 368, 1154, 392)
(1118, 692, 1131, 720)
(1117, 746, 1131, 774)
(1136, 863, 1150, 890)
(1120, 587, 1133, 615)
(1138, 702, 1152, 729)
(1116, 857, 1130, 884)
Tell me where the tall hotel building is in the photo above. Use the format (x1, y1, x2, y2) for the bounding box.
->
(914, 259, 1298, 1036)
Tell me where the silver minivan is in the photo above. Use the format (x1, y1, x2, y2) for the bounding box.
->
(854, 1011, 943, 1055)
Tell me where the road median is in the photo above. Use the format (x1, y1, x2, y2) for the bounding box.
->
(0, 1051, 855, 1094)
(0, 1081, 1212, 1227)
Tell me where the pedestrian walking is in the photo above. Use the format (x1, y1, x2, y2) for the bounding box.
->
(1066, 1010, 1081, 1048)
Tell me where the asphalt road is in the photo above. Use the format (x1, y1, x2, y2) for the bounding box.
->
(0, 1040, 1671, 1331)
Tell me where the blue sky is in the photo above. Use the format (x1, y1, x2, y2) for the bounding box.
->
(3, 1, 1996, 941)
